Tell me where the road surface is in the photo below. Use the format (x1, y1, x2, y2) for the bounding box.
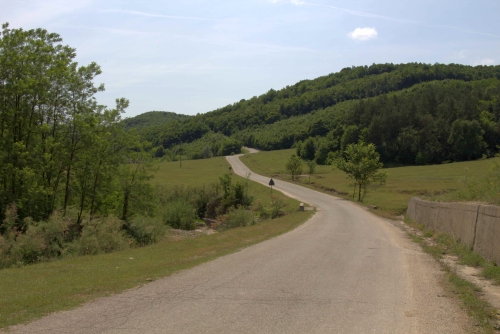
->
(6, 151, 471, 333)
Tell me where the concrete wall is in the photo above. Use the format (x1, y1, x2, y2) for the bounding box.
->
(407, 197, 500, 264)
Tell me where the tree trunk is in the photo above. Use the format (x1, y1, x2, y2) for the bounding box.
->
(63, 164, 72, 213)
(90, 160, 102, 216)
(121, 188, 130, 221)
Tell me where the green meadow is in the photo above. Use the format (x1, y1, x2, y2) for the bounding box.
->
(0, 155, 312, 328)
(241, 149, 500, 217)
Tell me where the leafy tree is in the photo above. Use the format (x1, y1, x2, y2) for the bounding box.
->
(306, 160, 317, 184)
(333, 142, 387, 201)
(448, 120, 486, 161)
(286, 155, 303, 182)
(202, 145, 212, 159)
(340, 125, 359, 151)
(300, 137, 316, 160)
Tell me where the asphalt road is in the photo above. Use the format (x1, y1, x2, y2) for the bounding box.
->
(7, 151, 471, 333)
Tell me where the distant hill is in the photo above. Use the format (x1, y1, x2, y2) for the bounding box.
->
(122, 111, 191, 130)
(133, 63, 500, 165)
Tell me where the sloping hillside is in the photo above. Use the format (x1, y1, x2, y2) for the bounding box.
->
(132, 63, 500, 165)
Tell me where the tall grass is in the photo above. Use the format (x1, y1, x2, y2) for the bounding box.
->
(437, 162, 500, 205)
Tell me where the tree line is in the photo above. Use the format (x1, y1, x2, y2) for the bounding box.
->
(129, 63, 500, 165)
(0, 24, 157, 229)
(240, 78, 500, 165)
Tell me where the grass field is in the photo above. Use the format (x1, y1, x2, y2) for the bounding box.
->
(0, 155, 312, 328)
(151, 156, 232, 187)
(241, 149, 500, 217)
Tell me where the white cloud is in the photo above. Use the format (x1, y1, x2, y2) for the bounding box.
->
(270, 1, 500, 39)
(348, 27, 378, 41)
(474, 58, 496, 66)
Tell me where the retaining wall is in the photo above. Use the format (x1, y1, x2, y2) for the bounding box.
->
(407, 197, 500, 264)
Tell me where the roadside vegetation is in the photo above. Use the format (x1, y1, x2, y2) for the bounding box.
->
(0, 154, 312, 328)
(0, 208, 311, 329)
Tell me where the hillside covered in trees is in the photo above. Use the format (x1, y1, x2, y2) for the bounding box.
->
(122, 111, 191, 131)
(139, 63, 500, 165)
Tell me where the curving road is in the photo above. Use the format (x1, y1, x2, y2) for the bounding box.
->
(7, 151, 471, 333)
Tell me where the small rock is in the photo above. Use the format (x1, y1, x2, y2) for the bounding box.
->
(145, 278, 153, 281)
(129, 257, 134, 260)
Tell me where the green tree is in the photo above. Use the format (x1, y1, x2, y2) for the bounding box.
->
(306, 160, 316, 184)
(286, 155, 303, 182)
(333, 142, 387, 201)
(300, 137, 316, 160)
(448, 120, 486, 161)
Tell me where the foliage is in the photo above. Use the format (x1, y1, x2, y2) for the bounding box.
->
(286, 155, 303, 181)
(71, 216, 129, 256)
(161, 200, 197, 230)
(0, 24, 155, 228)
(125, 215, 168, 246)
(306, 160, 317, 184)
(122, 111, 190, 131)
(447, 119, 487, 161)
(133, 62, 500, 167)
(333, 142, 387, 201)
(223, 206, 255, 229)
(270, 198, 286, 219)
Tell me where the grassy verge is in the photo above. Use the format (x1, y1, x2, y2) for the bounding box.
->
(405, 220, 499, 332)
(241, 149, 500, 217)
(0, 210, 312, 328)
(0, 155, 313, 328)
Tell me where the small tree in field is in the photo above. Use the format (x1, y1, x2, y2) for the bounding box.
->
(306, 160, 316, 184)
(333, 142, 387, 201)
(286, 155, 303, 182)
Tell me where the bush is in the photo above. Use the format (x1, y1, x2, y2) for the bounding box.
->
(72, 216, 130, 255)
(126, 215, 168, 246)
(162, 200, 197, 230)
(9, 231, 45, 265)
(254, 201, 269, 219)
(270, 198, 286, 219)
(28, 212, 72, 258)
(224, 206, 255, 229)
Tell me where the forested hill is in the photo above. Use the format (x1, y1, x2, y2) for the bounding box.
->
(136, 63, 500, 165)
(123, 111, 190, 130)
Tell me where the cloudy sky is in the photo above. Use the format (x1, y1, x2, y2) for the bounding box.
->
(2, 0, 499, 117)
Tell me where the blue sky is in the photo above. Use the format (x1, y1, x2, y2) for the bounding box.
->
(2, 0, 499, 117)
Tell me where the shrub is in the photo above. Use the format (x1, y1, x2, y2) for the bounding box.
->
(270, 198, 286, 219)
(28, 212, 72, 258)
(224, 206, 255, 229)
(162, 200, 197, 230)
(72, 216, 130, 255)
(254, 201, 269, 219)
(9, 231, 46, 265)
(126, 215, 168, 246)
